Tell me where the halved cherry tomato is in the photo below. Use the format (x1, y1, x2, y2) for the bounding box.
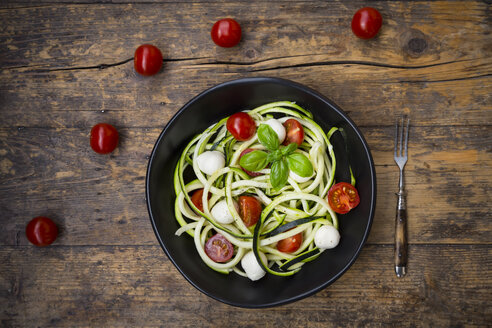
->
(327, 182, 360, 214)
(239, 149, 263, 177)
(226, 112, 256, 141)
(282, 119, 304, 146)
(211, 18, 242, 48)
(238, 195, 262, 227)
(134, 44, 163, 76)
(277, 231, 303, 253)
(90, 123, 119, 154)
(351, 7, 382, 39)
(205, 233, 234, 262)
(26, 216, 58, 247)
(190, 188, 210, 212)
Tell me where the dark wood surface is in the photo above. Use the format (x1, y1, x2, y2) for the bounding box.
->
(1, 1, 491, 327)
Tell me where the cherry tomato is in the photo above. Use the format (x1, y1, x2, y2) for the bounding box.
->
(205, 233, 234, 263)
(238, 195, 262, 227)
(90, 123, 119, 154)
(282, 119, 304, 146)
(211, 18, 242, 48)
(134, 44, 163, 76)
(26, 216, 58, 247)
(239, 149, 263, 177)
(327, 182, 361, 214)
(226, 112, 256, 141)
(351, 7, 382, 39)
(190, 188, 210, 212)
(277, 231, 303, 253)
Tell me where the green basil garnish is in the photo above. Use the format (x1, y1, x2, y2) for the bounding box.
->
(240, 150, 269, 172)
(267, 149, 283, 162)
(240, 120, 312, 188)
(281, 142, 297, 156)
(286, 152, 313, 178)
(270, 158, 289, 189)
(258, 124, 279, 151)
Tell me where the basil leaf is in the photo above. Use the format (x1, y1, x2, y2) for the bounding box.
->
(239, 150, 269, 172)
(270, 159, 289, 189)
(258, 124, 279, 151)
(280, 143, 297, 156)
(286, 153, 313, 177)
(267, 149, 282, 163)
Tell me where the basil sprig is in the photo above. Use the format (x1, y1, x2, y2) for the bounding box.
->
(239, 123, 314, 189)
(257, 124, 279, 151)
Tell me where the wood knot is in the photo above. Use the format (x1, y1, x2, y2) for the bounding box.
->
(245, 49, 256, 59)
(408, 38, 427, 54)
(400, 29, 430, 58)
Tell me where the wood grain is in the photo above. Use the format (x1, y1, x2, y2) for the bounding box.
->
(0, 0, 490, 326)
(1, 1, 489, 67)
(1, 245, 490, 327)
(0, 126, 490, 246)
(1, 63, 490, 128)
(0, 1, 490, 128)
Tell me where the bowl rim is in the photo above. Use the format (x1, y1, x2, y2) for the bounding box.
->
(145, 76, 376, 308)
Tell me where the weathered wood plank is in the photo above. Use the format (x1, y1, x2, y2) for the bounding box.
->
(1, 1, 490, 128)
(1, 2, 489, 68)
(0, 64, 490, 128)
(1, 126, 490, 246)
(0, 1, 490, 326)
(1, 245, 490, 327)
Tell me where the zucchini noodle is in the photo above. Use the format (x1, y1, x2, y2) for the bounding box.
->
(173, 101, 348, 279)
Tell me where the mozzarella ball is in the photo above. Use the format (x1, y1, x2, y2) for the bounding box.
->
(264, 119, 286, 143)
(211, 199, 237, 224)
(196, 151, 225, 175)
(241, 251, 267, 281)
(289, 170, 313, 183)
(314, 225, 341, 250)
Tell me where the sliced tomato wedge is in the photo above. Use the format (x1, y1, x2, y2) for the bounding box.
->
(282, 119, 304, 146)
(327, 182, 360, 214)
(277, 231, 303, 253)
(190, 188, 210, 212)
(205, 234, 234, 263)
(238, 195, 262, 227)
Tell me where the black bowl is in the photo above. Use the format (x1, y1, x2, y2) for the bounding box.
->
(146, 77, 376, 308)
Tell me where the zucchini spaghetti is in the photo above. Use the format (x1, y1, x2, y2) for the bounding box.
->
(173, 101, 352, 280)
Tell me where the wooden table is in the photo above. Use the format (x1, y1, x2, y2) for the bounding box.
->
(1, 1, 491, 326)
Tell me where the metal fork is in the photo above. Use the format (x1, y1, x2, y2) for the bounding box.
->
(394, 116, 410, 277)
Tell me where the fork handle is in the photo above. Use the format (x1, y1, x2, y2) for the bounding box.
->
(395, 191, 407, 277)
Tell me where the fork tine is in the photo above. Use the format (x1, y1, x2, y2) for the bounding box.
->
(399, 117, 404, 156)
(394, 119, 398, 157)
(404, 117, 410, 157)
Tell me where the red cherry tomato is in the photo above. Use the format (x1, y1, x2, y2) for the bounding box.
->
(211, 18, 242, 48)
(205, 233, 234, 263)
(238, 195, 262, 227)
(239, 149, 263, 177)
(226, 112, 256, 141)
(134, 44, 163, 76)
(190, 188, 210, 212)
(26, 216, 58, 247)
(351, 7, 382, 39)
(282, 119, 304, 146)
(90, 123, 119, 154)
(277, 231, 303, 253)
(327, 182, 361, 214)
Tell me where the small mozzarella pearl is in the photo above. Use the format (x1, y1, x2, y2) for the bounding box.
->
(196, 151, 225, 175)
(210, 199, 236, 224)
(241, 251, 267, 281)
(314, 225, 340, 250)
(264, 119, 286, 143)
